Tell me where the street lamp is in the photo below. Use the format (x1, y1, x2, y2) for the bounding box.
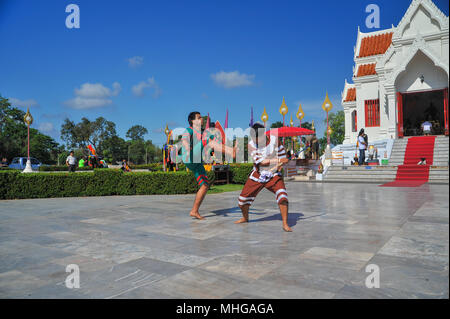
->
(322, 92, 333, 159)
(296, 103, 305, 128)
(279, 97, 289, 147)
(322, 92, 333, 144)
(261, 106, 269, 128)
(23, 108, 34, 173)
(163, 124, 171, 172)
(279, 97, 288, 127)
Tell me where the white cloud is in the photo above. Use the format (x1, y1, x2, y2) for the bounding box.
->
(211, 71, 255, 89)
(128, 56, 144, 68)
(9, 98, 38, 108)
(132, 77, 162, 98)
(38, 122, 54, 134)
(65, 82, 121, 109)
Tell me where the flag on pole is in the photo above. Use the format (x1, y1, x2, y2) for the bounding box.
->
(249, 106, 254, 127)
(225, 108, 228, 129)
(206, 113, 210, 129)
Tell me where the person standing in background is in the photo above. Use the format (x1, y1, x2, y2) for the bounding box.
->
(358, 129, 367, 166)
(66, 151, 77, 172)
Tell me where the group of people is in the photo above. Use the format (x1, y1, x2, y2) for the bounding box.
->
(293, 135, 320, 160)
(181, 111, 292, 232)
(65, 151, 107, 172)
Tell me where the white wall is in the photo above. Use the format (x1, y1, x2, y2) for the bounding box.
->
(355, 81, 383, 144)
(395, 50, 449, 92)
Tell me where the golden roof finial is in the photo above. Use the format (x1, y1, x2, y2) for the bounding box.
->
(322, 91, 333, 112)
(296, 103, 305, 121)
(261, 106, 269, 125)
(279, 96, 288, 116)
(24, 107, 33, 125)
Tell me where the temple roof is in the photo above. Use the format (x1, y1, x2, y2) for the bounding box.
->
(356, 63, 377, 77)
(344, 87, 356, 102)
(357, 32, 393, 58)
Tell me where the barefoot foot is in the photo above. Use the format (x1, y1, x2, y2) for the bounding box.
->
(283, 224, 293, 232)
(190, 211, 205, 220)
(234, 218, 249, 224)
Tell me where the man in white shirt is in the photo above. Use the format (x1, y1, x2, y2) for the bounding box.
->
(66, 151, 77, 172)
(358, 129, 367, 166)
(235, 123, 292, 232)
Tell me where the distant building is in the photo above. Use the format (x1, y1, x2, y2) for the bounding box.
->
(341, 0, 449, 145)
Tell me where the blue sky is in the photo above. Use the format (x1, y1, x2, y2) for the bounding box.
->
(0, 0, 448, 147)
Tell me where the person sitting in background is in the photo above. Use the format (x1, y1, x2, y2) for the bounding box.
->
(99, 159, 108, 168)
(421, 119, 432, 136)
(121, 159, 131, 172)
(417, 157, 427, 165)
(0, 157, 8, 167)
(286, 150, 292, 160)
(351, 153, 359, 166)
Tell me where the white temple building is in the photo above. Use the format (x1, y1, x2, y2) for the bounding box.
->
(341, 0, 449, 149)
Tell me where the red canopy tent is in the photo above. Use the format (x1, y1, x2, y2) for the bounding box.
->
(265, 126, 314, 137)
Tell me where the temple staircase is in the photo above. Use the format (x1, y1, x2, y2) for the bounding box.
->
(322, 135, 448, 184)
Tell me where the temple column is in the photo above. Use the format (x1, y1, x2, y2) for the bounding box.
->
(343, 107, 351, 144)
(385, 85, 397, 139)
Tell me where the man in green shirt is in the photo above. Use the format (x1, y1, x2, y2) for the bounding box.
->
(181, 111, 237, 220)
(78, 157, 85, 168)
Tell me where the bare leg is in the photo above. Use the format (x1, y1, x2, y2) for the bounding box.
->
(279, 202, 292, 232)
(189, 184, 209, 220)
(235, 205, 250, 224)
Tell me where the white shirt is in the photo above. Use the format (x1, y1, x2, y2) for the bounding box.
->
(66, 155, 76, 165)
(358, 136, 366, 150)
(422, 122, 432, 131)
(250, 135, 286, 181)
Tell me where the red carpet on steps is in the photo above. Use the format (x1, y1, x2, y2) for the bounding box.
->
(380, 136, 436, 187)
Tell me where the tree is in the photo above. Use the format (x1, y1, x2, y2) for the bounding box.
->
(101, 135, 128, 164)
(270, 121, 283, 128)
(0, 95, 60, 164)
(317, 110, 345, 155)
(128, 139, 146, 164)
(126, 125, 148, 141)
(300, 121, 313, 130)
(325, 110, 345, 146)
(60, 116, 117, 155)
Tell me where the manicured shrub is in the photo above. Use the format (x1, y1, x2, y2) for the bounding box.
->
(229, 163, 254, 184)
(39, 165, 93, 172)
(0, 168, 217, 200)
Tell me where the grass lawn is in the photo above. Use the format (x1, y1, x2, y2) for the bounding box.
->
(207, 183, 244, 194)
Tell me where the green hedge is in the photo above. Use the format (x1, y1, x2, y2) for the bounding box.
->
(39, 165, 94, 172)
(0, 167, 16, 171)
(0, 169, 215, 200)
(229, 163, 254, 184)
(129, 163, 186, 171)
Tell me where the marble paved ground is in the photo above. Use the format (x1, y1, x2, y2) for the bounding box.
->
(0, 182, 448, 299)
